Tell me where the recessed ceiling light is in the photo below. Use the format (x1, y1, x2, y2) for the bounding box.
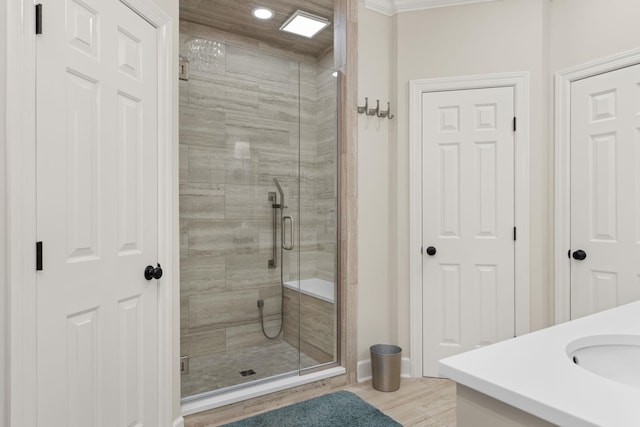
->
(252, 7, 274, 20)
(279, 10, 330, 39)
(332, 71, 338, 78)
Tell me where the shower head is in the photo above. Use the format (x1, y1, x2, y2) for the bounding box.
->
(273, 177, 285, 208)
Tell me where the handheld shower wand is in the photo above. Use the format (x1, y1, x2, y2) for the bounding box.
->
(259, 177, 292, 339)
(273, 177, 285, 209)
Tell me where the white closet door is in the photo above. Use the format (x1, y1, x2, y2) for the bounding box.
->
(570, 64, 640, 319)
(36, 0, 159, 425)
(422, 87, 515, 377)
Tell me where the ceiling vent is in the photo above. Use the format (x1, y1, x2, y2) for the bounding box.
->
(279, 10, 330, 39)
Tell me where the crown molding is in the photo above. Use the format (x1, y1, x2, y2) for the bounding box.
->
(364, 0, 499, 16)
(363, 0, 396, 16)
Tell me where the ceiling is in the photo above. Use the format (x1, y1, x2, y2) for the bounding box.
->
(180, 0, 334, 58)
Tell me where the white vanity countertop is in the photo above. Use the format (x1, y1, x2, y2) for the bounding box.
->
(439, 301, 640, 427)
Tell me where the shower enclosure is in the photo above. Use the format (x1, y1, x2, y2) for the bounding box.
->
(178, 12, 338, 401)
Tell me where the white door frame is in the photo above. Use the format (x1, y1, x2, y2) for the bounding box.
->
(409, 72, 531, 377)
(6, 1, 177, 426)
(554, 48, 640, 324)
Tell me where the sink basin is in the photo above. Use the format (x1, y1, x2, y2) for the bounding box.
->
(567, 335, 640, 389)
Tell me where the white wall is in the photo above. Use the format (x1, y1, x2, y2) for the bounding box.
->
(357, 0, 553, 365)
(358, 0, 640, 369)
(393, 0, 552, 360)
(1, 1, 8, 424)
(357, 1, 396, 363)
(550, 0, 640, 72)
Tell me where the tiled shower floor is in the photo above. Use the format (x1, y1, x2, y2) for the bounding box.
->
(181, 341, 320, 398)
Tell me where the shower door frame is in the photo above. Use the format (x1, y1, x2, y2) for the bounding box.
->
(180, 0, 358, 415)
(179, 48, 341, 409)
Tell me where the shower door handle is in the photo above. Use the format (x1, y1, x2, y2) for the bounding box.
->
(282, 216, 294, 251)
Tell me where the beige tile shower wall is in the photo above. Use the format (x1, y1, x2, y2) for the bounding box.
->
(180, 21, 308, 361)
(297, 51, 337, 285)
(283, 288, 335, 367)
(179, 19, 336, 370)
(297, 61, 319, 282)
(315, 52, 338, 283)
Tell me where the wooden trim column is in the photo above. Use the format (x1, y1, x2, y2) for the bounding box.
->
(335, 0, 358, 383)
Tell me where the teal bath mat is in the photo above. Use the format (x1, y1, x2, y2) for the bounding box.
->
(221, 390, 402, 427)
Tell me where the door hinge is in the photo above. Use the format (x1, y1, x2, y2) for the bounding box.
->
(180, 356, 190, 375)
(513, 117, 517, 132)
(179, 58, 189, 81)
(35, 4, 43, 35)
(513, 227, 517, 241)
(36, 241, 43, 271)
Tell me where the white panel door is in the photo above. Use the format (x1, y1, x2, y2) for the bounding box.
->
(570, 64, 640, 319)
(422, 87, 515, 377)
(36, 0, 159, 426)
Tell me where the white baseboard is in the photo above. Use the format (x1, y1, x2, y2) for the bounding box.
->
(173, 416, 185, 427)
(357, 357, 412, 383)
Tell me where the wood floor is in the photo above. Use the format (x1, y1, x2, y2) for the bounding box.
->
(345, 378, 456, 426)
(185, 377, 457, 426)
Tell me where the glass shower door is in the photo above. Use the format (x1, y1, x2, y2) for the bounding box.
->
(179, 37, 302, 398)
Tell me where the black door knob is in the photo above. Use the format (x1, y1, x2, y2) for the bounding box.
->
(572, 250, 587, 261)
(144, 263, 163, 280)
(426, 246, 437, 256)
